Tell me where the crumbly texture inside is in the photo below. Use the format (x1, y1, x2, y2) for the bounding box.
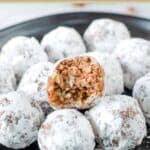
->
(47, 56, 104, 109)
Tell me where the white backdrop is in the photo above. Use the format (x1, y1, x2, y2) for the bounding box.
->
(0, 2, 149, 29)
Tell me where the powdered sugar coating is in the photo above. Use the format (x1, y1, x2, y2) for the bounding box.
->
(0, 63, 16, 94)
(38, 109, 95, 150)
(83, 18, 130, 53)
(113, 38, 150, 89)
(0, 36, 48, 80)
(85, 52, 124, 95)
(86, 95, 147, 150)
(0, 91, 44, 149)
(18, 62, 54, 116)
(41, 26, 86, 62)
(133, 73, 150, 124)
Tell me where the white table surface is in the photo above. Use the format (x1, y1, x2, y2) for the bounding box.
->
(0, 2, 149, 30)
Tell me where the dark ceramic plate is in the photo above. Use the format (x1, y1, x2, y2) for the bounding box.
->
(0, 12, 150, 150)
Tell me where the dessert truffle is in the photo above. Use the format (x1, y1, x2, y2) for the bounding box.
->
(0, 62, 16, 94)
(133, 73, 150, 124)
(47, 55, 105, 109)
(0, 36, 48, 80)
(86, 52, 124, 95)
(113, 38, 150, 89)
(38, 109, 95, 150)
(0, 91, 44, 149)
(86, 95, 147, 150)
(18, 62, 54, 116)
(41, 26, 86, 62)
(83, 18, 130, 53)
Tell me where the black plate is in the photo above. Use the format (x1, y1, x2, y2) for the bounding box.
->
(0, 12, 150, 150)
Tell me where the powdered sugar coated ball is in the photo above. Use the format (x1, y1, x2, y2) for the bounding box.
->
(41, 26, 86, 62)
(84, 18, 130, 53)
(38, 109, 95, 150)
(85, 52, 124, 95)
(0, 62, 16, 94)
(113, 38, 150, 89)
(18, 62, 54, 116)
(0, 36, 48, 80)
(86, 95, 147, 150)
(0, 91, 44, 149)
(133, 73, 150, 124)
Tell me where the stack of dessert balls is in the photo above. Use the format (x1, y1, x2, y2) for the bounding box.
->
(0, 18, 149, 150)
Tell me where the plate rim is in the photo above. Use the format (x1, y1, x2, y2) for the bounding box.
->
(0, 11, 149, 33)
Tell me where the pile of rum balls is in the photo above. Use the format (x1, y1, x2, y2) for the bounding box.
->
(0, 18, 150, 150)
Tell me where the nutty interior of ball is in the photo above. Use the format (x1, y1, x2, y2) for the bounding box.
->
(47, 56, 104, 108)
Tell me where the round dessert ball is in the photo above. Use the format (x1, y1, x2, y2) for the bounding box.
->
(41, 26, 86, 62)
(0, 36, 48, 80)
(47, 55, 105, 109)
(86, 52, 124, 95)
(86, 95, 147, 150)
(38, 109, 95, 150)
(83, 18, 130, 53)
(133, 73, 150, 124)
(0, 62, 16, 94)
(18, 62, 54, 116)
(0, 91, 44, 149)
(113, 38, 150, 90)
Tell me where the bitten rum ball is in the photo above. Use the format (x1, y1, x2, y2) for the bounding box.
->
(47, 56, 105, 109)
